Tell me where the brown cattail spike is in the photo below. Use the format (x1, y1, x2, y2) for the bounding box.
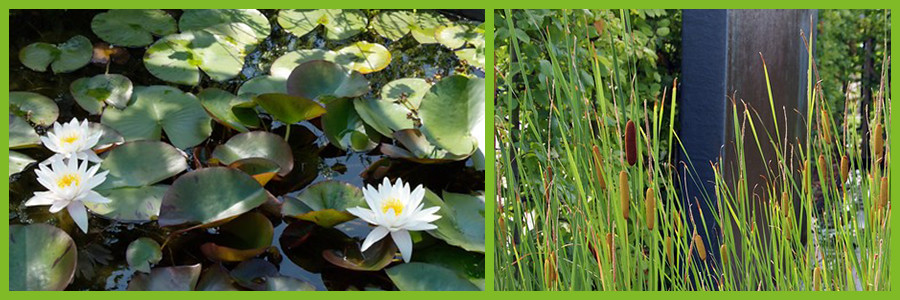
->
(645, 187, 656, 230)
(813, 266, 822, 291)
(591, 145, 607, 190)
(605, 233, 614, 257)
(781, 191, 790, 218)
(720, 244, 728, 267)
(544, 251, 558, 287)
(665, 236, 674, 265)
(874, 123, 884, 161)
(817, 154, 827, 179)
(880, 176, 888, 210)
(840, 155, 850, 184)
(693, 231, 707, 261)
(625, 120, 637, 166)
(619, 170, 629, 219)
(820, 109, 831, 144)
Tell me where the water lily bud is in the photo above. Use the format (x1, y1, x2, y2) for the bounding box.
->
(665, 236, 674, 265)
(625, 120, 637, 166)
(693, 231, 707, 261)
(619, 170, 629, 219)
(840, 155, 850, 184)
(874, 123, 884, 161)
(645, 187, 656, 230)
(592, 145, 607, 190)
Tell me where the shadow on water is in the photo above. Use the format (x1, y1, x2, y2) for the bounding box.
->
(9, 9, 484, 290)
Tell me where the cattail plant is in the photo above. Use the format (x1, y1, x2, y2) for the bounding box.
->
(592, 145, 607, 190)
(645, 187, 656, 230)
(619, 170, 629, 220)
(625, 120, 637, 166)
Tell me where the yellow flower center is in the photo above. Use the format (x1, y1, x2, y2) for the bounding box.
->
(61, 134, 79, 144)
(57, 174, 81, 189)
(381, 198, 404, 216)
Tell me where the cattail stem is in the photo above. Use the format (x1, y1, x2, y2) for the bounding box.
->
(591, 145, 607, 190)
(619, 170, 629, 220)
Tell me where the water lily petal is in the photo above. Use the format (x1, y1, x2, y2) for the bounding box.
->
(347, 207, 378, 225)
(49, 200, 69, 213)
(403, 222, 437, 231)
(391, 229, 413, 262)
(361, 226, 390, 251)
(68, 202, 89, 233)
(82, 190, 111, 204)
(24, 192, 56, 207)
(83, 150, 102, 163)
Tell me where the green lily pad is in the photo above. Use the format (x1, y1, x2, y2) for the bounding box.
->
(101, 85, 212, 149)
(228, 158, 280, 186)
(323, 237, 398, 271)
(19, 35, 92, 73)
(380, 129, 469, 163)
(9, 151, 35, 177)
(200, 211, 273, 262)
(277, 9, 367, 40)
(70, 74, 133, 115)
(265, 125, 322, 196)
(9, 91, 59, 126)
(91, 9, 177, 47)
(385, 262, 480, 291)
(422, 190, 485, 252)
(372, 10, 452, 43)
(353, 78, 430, 137)
(126, 237, 162, 273)
(97, 140, 188, 189)
(265, 276, 316, 291)
(322, 98, 377, 151)
(196, 265, 240, 291)
(179, 9, 271, 42)
(286, 60, 369, 101)
(435, 24, 484, 49)
(89, 122, 126, 152)
(270, 49, 335, 79)
(9, 114, 41, 149)
(282, 180, 364, 227)
(128, 264, 201, 291)
(230, 258, 278, 290)
(198, 88, 255, 132)
(333, 41, 392, 74)
(143, 27, 250, 85)
(86, 185, 168, 223)
(455, 47, 485, 69)
(158, 167, 270, 227)
(212, 131, 293, 177)
(237, 75, 286, 97)
(418, 75, 484, 160)
(9, 224, 78, 291)
(252, 93, 326, 124)
(412, 242, 485, 289)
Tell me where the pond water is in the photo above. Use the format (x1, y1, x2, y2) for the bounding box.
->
(9, 9, 485, 291)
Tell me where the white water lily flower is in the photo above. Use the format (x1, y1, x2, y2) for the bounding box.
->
(347, 178, 441, 262)
(25, 157, 110, 233)
(40, 118, 102, 163)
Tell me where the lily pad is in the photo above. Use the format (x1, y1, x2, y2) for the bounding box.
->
(435, 24, 484, 49)
(101, 85, 212, 149)
(279, 220, 351, 273)
(237, 75, 286, 97)
(265, 125, 322, 196)
(265, 276, 316, 291)
(228, 158, 281, 186)
(200, 212, 274, 262)
(86, 185, 168, 223)
(323, 237, 398, 271)
(270, 49, 335, 79)
(9, 224, 77, 291)
(212, 131, 294, 177)
(179, 9, 271, 42)
(9, 114, 41, 149)
(196, 264, 240, 291)
(198, 88, 255, 132)
(19, 35, 92, 73)
(70, 74, 133, 115)
(380, 129, 469, 163)
(372, 10, 452, 43)
(252, 93, 326, 124)
(322, 98, 377, 151)
(143, 27, 251, 85)
(158, 167, 270, 227)
(385, 262, 480, 291)
(9, 91, 59, 126)
(422, 190, 485, 252)
(282, 180, 365, 227)
(89, 122, 126, 153)
(353, 78, 430, 137)
(286, 60, 369, 101)
(455, 46, 485, 69)
(277, 9, 367, 40)
(333, 41, 392, 74)
(127, 264, 201, 291)
(126, 237, 162, 273)
(412, 242, 485, 289)
(418, 75, 485, 162)
(91, 10, 177, 47)
(97, 140, 188, 189)
(9, 151, 36, 177)
(230, 258, 278, 290)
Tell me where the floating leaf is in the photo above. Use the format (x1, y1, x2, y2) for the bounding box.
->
(143, 26, 251, 85)
(435, 24, 484, 49)
(200, 212, 273, 262)
(158, 167, 270, 227)
(101, 85, 212, 149)
(9, 91, 59, 126)
(380, 129, 469, 163)
(277, 9, 367, 40)
(179, 9, 271, 42)
(97, 140, 187, 189)
(422, 190, 485, 252)
(322, 98, 377, 151)
(70, 74, 133, 115)
(252, 93, 326, 124)
(282, 181, 364, 227)
(353, 78, 430, 137)
(323, 237, 397, 271)
(270, 49, 334, 79)
(418, 75, 485, 166)
(385, 262, 480, 291)
(412, 242, 485, 289)
(198, 88, 255, 132)
(455, 46, 485, 69)
(91, 9, 177, 47)
(212, 131, 294, 177)
(19, 35, 92, 73)
(237, 75, 286, 97)
(86, 185, 168, 223)
(265, 276, 316, 291)
(126, 237, 162, 273)
(9, 151, 35, 177)
(9, 114, 41, 149)
(228, 158, 280, 185)
(9, 224, 77, 291)
(372, 11, 452, 43)
(286, 60, 369, 101)
(127, 264, 201, 291)
(89, 122, 125, 152)
(265, 125, 321, 196)
(279, 220, 351, 273)
(196, 264, 240, 291)
(333, 41, 392, 74)
(230, 258, 277, 291)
